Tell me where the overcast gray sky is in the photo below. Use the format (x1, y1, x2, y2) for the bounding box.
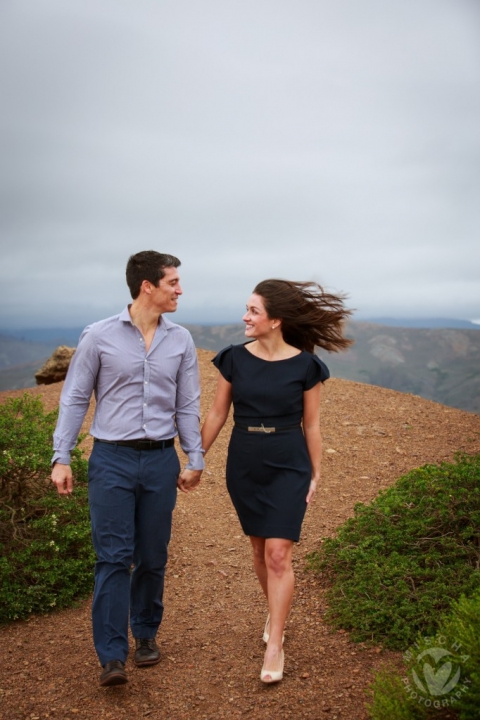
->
(1, 0, 479, 328)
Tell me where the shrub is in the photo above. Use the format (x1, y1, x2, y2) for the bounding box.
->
(368, 588, 480, 720)
(0, 393, 95, 622)
(0, 394, 59, 544)
(306, 454, 480, 649)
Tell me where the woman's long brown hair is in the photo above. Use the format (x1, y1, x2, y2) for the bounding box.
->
(253, 279, 353, 354)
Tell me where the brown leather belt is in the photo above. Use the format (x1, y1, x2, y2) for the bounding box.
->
(234, 423, 301, 434)
(94, 438, 175, 450)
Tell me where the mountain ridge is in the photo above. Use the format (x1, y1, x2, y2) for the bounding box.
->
(1, 321, 479, 413)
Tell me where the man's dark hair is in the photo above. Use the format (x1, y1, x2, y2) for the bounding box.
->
(126, 251, 181, 299)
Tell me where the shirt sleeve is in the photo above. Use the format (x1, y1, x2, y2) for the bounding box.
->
(304, 354, 330, 390)
(212, 345, 234, 382)
(52, 326, 99, 465)
(175, 333, 205, 470)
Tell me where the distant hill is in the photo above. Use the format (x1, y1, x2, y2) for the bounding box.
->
(0, 334, 56, 390)
(183, 322, 480, 415)
(0, 328, 85, 345)
(0, 359, 51, 391)
(0, 334, 55, 367)
(1, 321, 479, 413)
(319, 322, 480, 415)
(0, 328, 85, 391)
(361, 317, 480, 330)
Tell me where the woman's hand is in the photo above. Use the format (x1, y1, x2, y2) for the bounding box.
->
(177, 468, 202, 493)
(306, 478, 318, 504)
(303, 384, 322, 507)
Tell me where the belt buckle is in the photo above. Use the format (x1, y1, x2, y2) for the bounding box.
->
(248, 424, 276, 433)
(136, 439, 153, 450)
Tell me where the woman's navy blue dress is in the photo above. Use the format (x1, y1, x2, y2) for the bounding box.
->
(213, 343, 329, 542)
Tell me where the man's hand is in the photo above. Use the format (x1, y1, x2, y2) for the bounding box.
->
(177, 468, 202, 493)
(51, 463, 74, 495)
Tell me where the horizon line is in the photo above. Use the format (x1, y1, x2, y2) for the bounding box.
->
(1, 314, 479, 332)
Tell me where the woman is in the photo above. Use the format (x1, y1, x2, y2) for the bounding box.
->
(201, 279, 352, 683)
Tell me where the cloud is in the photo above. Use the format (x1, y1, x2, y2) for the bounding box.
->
(0, 0, 479, 327)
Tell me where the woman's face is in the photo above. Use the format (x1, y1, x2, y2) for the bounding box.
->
(242, 293, 276, 338)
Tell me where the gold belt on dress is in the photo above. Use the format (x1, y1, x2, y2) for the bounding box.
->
(234, 423, 301, 434)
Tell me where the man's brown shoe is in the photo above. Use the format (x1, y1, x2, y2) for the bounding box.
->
(99, 660, 128, 686)
(134, 638, 161, 667)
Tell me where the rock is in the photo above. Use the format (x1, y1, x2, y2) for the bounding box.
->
(35, 346, 75, 385)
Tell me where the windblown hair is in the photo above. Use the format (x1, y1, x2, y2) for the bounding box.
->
(253, 279, 353, 354)
(126, 251, 181, 299)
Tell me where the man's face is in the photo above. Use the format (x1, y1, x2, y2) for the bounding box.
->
(150, 266, 183, 313)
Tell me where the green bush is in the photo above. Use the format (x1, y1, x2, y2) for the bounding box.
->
(1, 394, 59, 542)
(307, 454, 480, 649)
(368, 588, 480, 720)
(0, 394, 95, 623)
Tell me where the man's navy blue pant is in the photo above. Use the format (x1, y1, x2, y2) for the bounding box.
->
(88, 442, 179, 666)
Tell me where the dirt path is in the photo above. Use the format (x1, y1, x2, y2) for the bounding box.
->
(1, 349, 480, 720)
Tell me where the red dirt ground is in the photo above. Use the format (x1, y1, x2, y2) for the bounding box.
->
(1, 348, 479, 720)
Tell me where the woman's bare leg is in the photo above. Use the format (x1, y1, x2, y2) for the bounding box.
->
(249, 536, 268, 599)
(262, 538, 294, 680)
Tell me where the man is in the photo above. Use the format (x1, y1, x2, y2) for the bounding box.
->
(51, 251, 203, 686)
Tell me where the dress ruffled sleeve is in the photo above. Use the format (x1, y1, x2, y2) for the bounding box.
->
(212, 345, 234, 382)
(304, 354, 330, 390)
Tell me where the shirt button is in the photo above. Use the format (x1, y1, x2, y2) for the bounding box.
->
(143, 403, 147, 407)
(144, 381, 148, 385)
(143, 424, 146, 429)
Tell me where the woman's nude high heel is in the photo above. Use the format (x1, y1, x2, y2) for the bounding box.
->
(260, 649, 284, 684)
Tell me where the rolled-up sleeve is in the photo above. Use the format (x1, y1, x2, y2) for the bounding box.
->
(175, 335, 204, 470)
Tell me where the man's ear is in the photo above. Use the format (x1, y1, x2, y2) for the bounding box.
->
(141, 279, 154, 295)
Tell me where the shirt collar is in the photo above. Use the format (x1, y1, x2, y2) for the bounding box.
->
(119, 305, 176, 331)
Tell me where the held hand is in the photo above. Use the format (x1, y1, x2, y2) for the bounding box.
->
(51, 463, 74, 495)
(306, 478, 318, 504)
(177, 468, 202, 493)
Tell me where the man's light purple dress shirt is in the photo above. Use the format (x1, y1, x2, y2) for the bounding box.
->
(52, 307, 204, 470)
